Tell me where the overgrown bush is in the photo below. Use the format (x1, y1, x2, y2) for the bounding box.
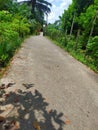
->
(46, 28, 68, 47)
(29, 19, 42, 35)
(0, 11, 30, 67)
(11, 17, 30, 37)
(0, 23, 21, 66)
(86, 36, 98, 68)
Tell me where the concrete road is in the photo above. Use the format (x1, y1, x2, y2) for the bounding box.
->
(0, 34, 98, 130)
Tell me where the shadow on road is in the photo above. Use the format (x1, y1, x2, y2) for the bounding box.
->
(0, 83, 65, 130)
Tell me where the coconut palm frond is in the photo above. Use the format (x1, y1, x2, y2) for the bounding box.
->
(37, 0, 52, 7)
(36, 3, 51, 14)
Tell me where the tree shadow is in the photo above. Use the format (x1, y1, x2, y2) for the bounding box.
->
(0, 83, 65, 130)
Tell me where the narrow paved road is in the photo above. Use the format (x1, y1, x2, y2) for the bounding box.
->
(0, 34, 98, 130)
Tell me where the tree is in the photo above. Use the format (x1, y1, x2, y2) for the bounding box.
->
(20, 0, 52, 24)
(30, 0, 52, 14)
(73, 0, 94, 15)
(0, 0, 13, 10)
(61, 3, 76, 35)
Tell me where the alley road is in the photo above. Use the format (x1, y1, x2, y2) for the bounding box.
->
(0, 34, 98, 130)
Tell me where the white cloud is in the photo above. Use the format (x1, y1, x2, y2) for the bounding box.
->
(48, 0, 72, 23)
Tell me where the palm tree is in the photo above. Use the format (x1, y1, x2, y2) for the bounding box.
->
(20, 0, 52, 18)
(19, 0, 52, 26)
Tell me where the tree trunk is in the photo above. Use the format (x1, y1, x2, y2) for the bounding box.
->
(74, 29, 80, 51)
(70, 14, 75, 36)
(31, 0, 36, 13)
(65, 29, 67, 35)
(89, 11, 98, 37)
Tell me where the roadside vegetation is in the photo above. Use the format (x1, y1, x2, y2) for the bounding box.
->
(0, 0, 51, 70)
(46, 0, 98, 73)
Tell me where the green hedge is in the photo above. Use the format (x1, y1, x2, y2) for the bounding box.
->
(86, 36, 98, 68)
(0, 11, 30, 67)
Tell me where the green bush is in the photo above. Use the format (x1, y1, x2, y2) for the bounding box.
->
(29, 19, 42, 35)
(0, 11, 30, 67)
(60, 36, 67, 47)
(86, 36, 98, 68)
(0, 11, 12, 22)
(0, 28, 21, 66)
(46, 28, 68, 47)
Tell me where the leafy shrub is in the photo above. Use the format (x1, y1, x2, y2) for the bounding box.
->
(86, 36, 98, 68)
(0, 28, 21, 66)
(0, 3, 42, 68)
(60, 36, 67, 47)
(0, 11, 30, 67)
(0, 11, 12, 22)
(12, 18, 30, 37)
(46, 28, 68, 47)
(29, 19, 42, 35)
(66, 36, 75, 51)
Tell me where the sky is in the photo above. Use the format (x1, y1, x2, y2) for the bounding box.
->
(47, 0, 72, 23)
(18, 0, 72, 23)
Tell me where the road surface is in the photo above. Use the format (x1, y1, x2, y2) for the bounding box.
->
(0, 34, 98, 130)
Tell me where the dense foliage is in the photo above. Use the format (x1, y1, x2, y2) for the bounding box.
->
(20, 0, 52, 25)
(46, 0, 98, 72)
(0, 0, 51, 68)
(0, 10, 30, 66)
